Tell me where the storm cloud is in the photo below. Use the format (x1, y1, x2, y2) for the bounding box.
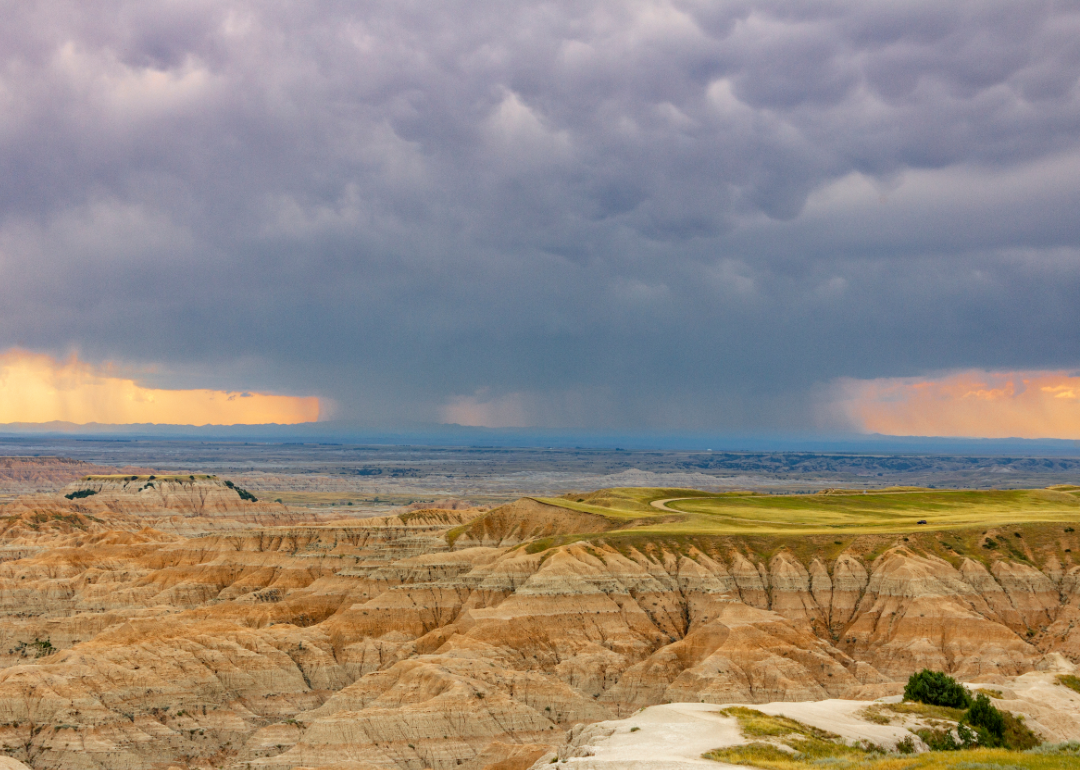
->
(1, 0, 1079, 430)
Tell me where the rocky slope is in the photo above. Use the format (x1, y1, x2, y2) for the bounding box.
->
(0, 492, 1078, 770)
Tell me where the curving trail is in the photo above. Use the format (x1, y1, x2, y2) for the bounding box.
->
(648, 496, 788, 527)
(649, 497, 697, 513)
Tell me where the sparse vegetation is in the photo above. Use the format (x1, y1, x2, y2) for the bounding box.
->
(10, 638, 54, 658)
(898, 672, 1040, 751)
(706, 708, 881, 767)
(706, 748, 1080, 769)
(708, 683, 1044, 770)
(1057, 674, 1080, 694)
(999, 708, 1041, 751)
(858, 706, 893, 725)
(886, 701, 968, 722)
(223, 480, 258, 502)
(1031, 741, 1080, 756)
(915, 723, 978, 751)
(707, 708, 879, 765)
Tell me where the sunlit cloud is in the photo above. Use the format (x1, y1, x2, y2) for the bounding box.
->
(837, 370, 1080, 439)
(0, 349, 318, 425)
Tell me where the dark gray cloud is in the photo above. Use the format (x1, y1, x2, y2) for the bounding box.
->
(2, 0, 1080, 429)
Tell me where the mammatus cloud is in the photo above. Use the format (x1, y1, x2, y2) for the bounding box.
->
(838, 371, 1080, 440)
(0, 349, 318, 425)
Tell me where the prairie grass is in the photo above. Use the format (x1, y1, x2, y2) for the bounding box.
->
(859, 705, 894, 725)
(536, 486, 1080, 537)
(885, 702, 968, 722)
(1056, 675, 1080, 695)
(706, 746, 1080, 769)
(717, 707, 843, 740)
(656, 488, 1080, 535)
(707, 707, 883, 765)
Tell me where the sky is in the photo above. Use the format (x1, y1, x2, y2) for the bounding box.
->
(0, 349, 318, 425)
(2, 1, 1080, 435)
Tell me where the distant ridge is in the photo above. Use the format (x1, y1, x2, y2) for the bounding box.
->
(1, 421, 1079, 455)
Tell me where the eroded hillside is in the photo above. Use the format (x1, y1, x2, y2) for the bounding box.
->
(0, 484, 1078, 770)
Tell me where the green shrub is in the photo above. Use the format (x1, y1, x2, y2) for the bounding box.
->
(64, 489, 97, 500)
(966, 694, 1005, 746)
(903, 669, 972, 709)
(901, 677, 1038, 752)
(916, 723, 978, 751)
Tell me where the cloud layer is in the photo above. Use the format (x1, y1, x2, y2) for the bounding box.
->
(2, 1, 1080, 431)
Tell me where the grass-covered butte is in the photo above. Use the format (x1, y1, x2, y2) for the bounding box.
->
(535, 485, 1080, 537)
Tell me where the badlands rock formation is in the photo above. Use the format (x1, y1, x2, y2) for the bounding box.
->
(0, 476, 332, 549)
(0, 489, 1077, 770)
(0, 459, 154, 496)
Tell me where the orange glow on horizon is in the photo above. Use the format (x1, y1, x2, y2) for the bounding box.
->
(839, 370, 1080, 439)
(0, 349, 319, 425)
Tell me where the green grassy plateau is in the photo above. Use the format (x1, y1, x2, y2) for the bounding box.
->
(505, 485, 1080, 564)
(536, 485, 1080, 537)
